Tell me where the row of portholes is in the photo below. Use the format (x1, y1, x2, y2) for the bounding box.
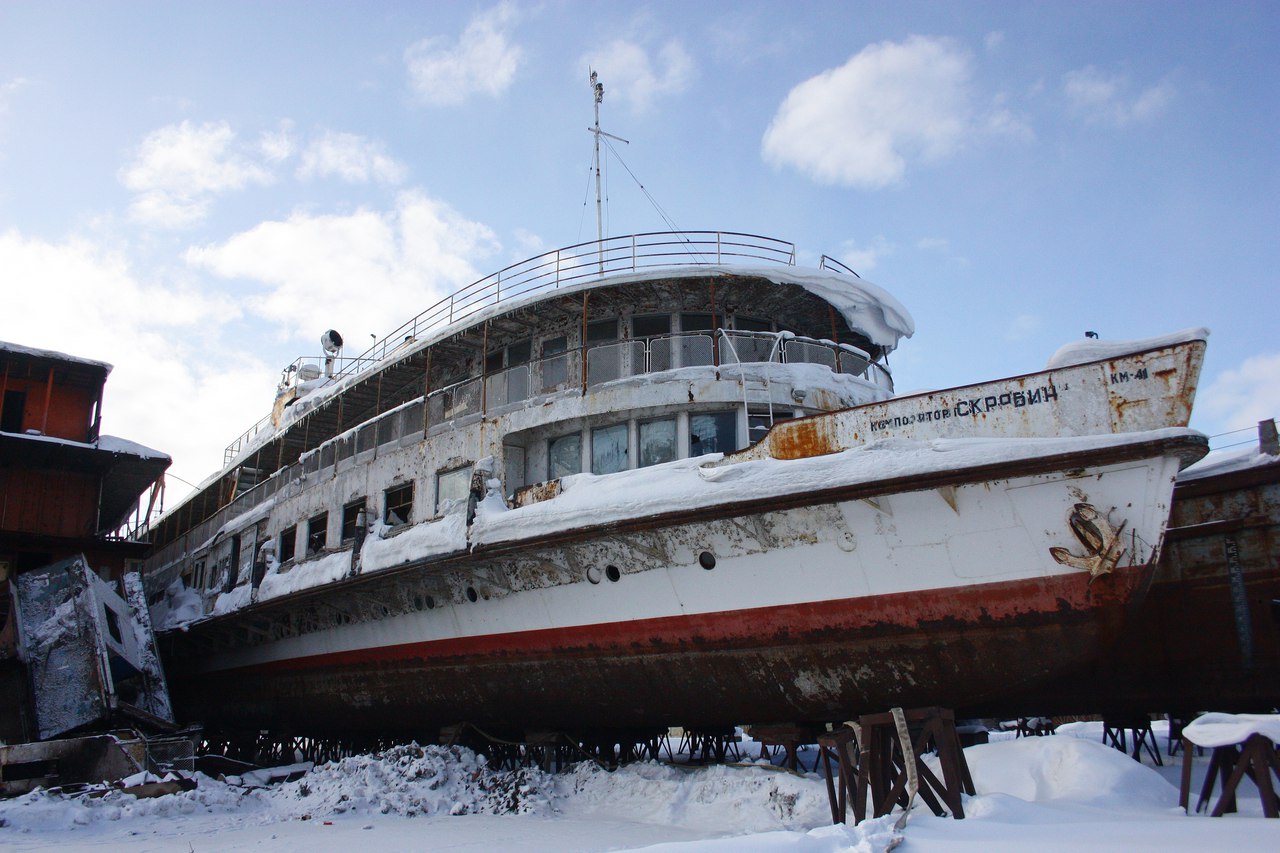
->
(584, 550, 717, 585)
(402, 549, 720, 607)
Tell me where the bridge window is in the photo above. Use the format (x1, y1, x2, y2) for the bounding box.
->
(632, 314, 670, 339)
(690, 411, 738, 457)
(591, 423, 629, 474)
(587, 318, 618, 346)
(639, 418, 676, 468)
(735, 316, 773, 332)
(1, 390, 24, 433)
(548, 432, 581, 479)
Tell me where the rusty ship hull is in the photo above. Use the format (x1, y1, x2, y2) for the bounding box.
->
(984, 450, 1280, 717)
(157, 430, 1203, 738)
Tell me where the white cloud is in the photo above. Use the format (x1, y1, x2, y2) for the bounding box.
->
(297, 131, 407, 184)
(1004, 313, 1042, 342)
(984, 31, 1005, 52)
(184, 190, 500, 345)
(0, 230, 270, 491)
(405, 2, 523, 106)
(580, 38, 694, 114)
(837, 236, 893, 273)
(1062, 66, 1174, 126)
(119, 120, 274, 228)
(763, 36, 1014, 188)
(1198, 352, 1280, 435)
(259, 123, 297, 163)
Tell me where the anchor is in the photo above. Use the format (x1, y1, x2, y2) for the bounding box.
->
(1050, 502, 1127, 580)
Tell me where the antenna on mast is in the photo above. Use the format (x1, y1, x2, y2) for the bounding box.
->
(588, 69, 628, 274)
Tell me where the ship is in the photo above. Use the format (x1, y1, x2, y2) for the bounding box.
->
(135, 231, 1209, 741)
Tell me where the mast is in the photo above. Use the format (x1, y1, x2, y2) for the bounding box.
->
(588, 70, 628, 275)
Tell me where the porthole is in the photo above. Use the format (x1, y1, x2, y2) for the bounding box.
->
(605, 565, 621, 583)
(414, 595, 424, 610)
(425, 595, 436, 610)
(699, 551, 716, 570)
(466, 586, 479, 602)
(587, 566, 603, 584)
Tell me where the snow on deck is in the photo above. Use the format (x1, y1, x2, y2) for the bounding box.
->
(1179, 445, 1280, 481)
(472, 427, 1201, 546)
(1046, 327, 1209, 370)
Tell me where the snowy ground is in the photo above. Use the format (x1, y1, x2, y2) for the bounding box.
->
(1, 722, 1276, 852)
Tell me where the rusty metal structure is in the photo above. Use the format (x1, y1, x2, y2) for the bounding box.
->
(1, 340, 171, 744)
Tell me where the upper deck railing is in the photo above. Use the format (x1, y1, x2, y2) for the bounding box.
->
(223, 231, 863, 464)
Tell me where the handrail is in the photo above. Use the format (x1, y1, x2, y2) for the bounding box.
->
(223, 231, 855, 463)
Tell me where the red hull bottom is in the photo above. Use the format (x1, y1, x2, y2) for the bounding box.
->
(168, 565, 1151, 737)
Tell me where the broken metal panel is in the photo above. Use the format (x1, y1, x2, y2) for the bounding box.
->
(13, 555, 174, 740)
(0, 733, 145, 797)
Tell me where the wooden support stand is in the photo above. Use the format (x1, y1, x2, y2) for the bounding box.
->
(749, 723, 822, 771)
(1103, 715, 1162, 766)
(1180, 733, 1280, 818)
(818, 707, 975, 825)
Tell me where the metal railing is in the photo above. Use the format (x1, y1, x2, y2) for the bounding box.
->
(223, 232, 849, 463)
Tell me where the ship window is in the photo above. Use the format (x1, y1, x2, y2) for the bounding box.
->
(540, 336, 569, 391)
(748, 412, 792, 444)
(690, 411, 738, 457)
(735, 316, 773, 332)
(436, 466, 472, 513)
(587, 318, 618, 345)
(279, 526, 297, 563)
(341, 499, 365, 542)
(548, 432, 581, 479)
(103, 606, 123, 645)
(485, 350, 504, 373)
(192, 558, 207, 589)
(639, 418, 676, 468)
(384, 482, 414, 526)
(632, 314, 670, 338)
(508, 340, 531, 367)
(306, 512, 328, 556)
(591, 423, 629, 474)
(680, 313, 716, 332)
(1, 390, 26, 432)
(356, 423, 376, 454)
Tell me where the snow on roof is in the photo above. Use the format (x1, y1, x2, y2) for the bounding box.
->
(0, 339, 113, 373)
(1178, 444, 1279, 481)
(1, 429, 170, 461)
(98, 434, 170, 461)
(1046, 327, 1209, 370)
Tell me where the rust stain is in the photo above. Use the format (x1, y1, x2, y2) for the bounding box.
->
(769, 418, 841, 460)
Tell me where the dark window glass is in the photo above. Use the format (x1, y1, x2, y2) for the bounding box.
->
(587, 318, 618, 344)
(279, 527, 296, 562)
(680, 313, 715, 332)
(632, 314, 671, 338)
(485, 350, 504, 373)
(508, 340, 532, 366)
(689, 411, 738, 457)
(307, 512, 328, 556)
(341, 499, 365, 542)
(542, 335, 567, 355)
(1, 390, 26, 432)
(735, 316, 773, 332)
(385, 482, 414, 526)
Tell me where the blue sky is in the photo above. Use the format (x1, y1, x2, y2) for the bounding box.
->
(1, 1, 1276, 498)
